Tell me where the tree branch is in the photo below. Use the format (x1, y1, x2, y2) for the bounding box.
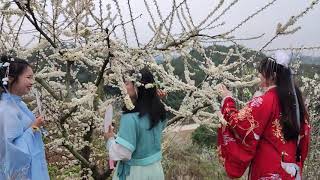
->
(109, 14, 142, 36)
(14, 0, 58, 49)
(127, 0, 140, 47)
(167, 103, 210, 126)
(58, 106, 92, 168)
(65, 61, 72, 101)
(154, 31, 198, 51)
(12, 16, 25, 48)
(35, 77, 62, 101)
(62, 143, 91, 168)
(95, 28, 112, 87)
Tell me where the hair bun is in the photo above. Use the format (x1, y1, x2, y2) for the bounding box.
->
(0, 55, 9, 63)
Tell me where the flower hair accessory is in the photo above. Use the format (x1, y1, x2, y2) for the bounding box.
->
(144, 83, 157, 89)
(1, 62, 10, 86)
(271, 50, 291, 68)
(134, 72, 142, 81)
(124, 72, 142, 82)
(125, 70, 160, 89)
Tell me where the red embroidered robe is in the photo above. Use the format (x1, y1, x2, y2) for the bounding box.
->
(217, 87, 310, 180)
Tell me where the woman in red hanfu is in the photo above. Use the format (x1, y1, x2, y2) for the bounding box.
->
(217, 51, 311, 180)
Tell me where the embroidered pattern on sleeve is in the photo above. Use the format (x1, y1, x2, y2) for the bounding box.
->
(223, 134, 236, 146)
(272, 119, 286, 144)
(258, 173, 282, 180)
(250, 97, 263, 108)
(237, 106, 253, 120)
(233, 106, 259, 144)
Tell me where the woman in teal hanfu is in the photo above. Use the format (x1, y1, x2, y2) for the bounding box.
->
(0, 55, 50, 180)
(105, 68, 167, 180)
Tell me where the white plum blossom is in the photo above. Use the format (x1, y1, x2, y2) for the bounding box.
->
(0, 0, 319, 179)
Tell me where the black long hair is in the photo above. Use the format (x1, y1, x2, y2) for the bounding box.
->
(258, 57, 306, 141)
(0, 54, 31, 97)
(122, 68, 166, 129)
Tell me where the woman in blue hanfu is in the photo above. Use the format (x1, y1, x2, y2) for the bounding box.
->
(0, 55, 50, 180)
(104, 68, 167, 180)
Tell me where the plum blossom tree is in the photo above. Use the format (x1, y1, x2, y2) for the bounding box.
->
(0, 0, 319, 179)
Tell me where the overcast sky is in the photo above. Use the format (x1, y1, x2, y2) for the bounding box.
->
(14, 0, 320, 56)
(112, 0, 320, 55)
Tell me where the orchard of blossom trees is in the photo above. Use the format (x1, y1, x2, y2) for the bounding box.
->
(0, 0, 319, 179)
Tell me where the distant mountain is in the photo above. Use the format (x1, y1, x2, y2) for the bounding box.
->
(300, 56, 320, 65)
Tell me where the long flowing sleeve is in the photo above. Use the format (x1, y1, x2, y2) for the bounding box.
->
(221, 96, 275, 145)
(115, 114, 138, 153)
(0, 107, 33, 179)
(0, 113, 7, 179)
(217, 94, 275, 178)
(106, 138, 132, 161)
(105, 113, 137, 161)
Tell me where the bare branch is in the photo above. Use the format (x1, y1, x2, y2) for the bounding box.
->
(143, 0, 157, 30)
(127, 0, 140, 47)
(14, 0, 58, 49)
(164, 0, 176, 44)
(144, 0, 187, 49)
(12, 16, 24, 48)
(174, 0, 186, 32)
(109, 14, 142, 36)
(221, 0, 278, 36)
(99, 0, 103, 31)
(197, 0, 225, 28)
(184, 0, 195, 27)
(180, 4, 192, 30)
(201, 0, 239, 29)
(113, 0, 128, 45)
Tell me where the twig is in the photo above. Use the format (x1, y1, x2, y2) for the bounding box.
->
(127, 0, 140, 47)
(143, 0, 157, 30)
(184, 0, 195, 28)
(144, 0, 187, 49)
(175, 0, 186, 32)
(164, 0, 176, 44)
(14, 0, 58, 49)
(109, 14, 142, 36)
(221, 0, 278, 36)
(264, 46, 320, 52)
(167, 103, 210, 126)
(12, 16, 25, 48)
(95, 28, 112, 87)
(202, 0, 239, 29)
(113, 0, 128, 44)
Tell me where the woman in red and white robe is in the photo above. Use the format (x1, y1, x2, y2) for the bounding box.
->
(217, 51, 311, 180)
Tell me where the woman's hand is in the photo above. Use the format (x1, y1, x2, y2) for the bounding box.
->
(157, 89, 167, 98)
(217, 84, 232, 98)
(104, 125, 115, 140)
(32, 116, 44, 128)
